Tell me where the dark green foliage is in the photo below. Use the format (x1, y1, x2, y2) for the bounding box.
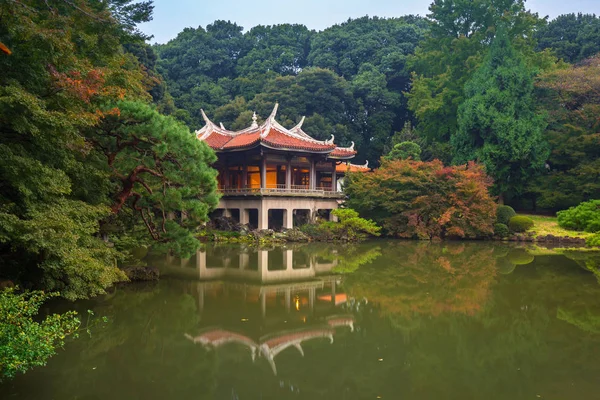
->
(536, 13, 600, 64)
(299, 209, 381, 241)
(496, 205, 517, 225)
(384, 141, 421, 161)
(155, 16, 428, 165)
(508, 216, 534, 232)
(0, 1, 217, 300)
(494, 223, 510, 238)
(0, 289, 80, 380)
(92, 100, 219, 258)
(528, 56, 600, 211)
(407, 0, 547, 148)
(557, 200, 600, 233)
(587, 234, 600, 247)
(453, 26, 549, 198)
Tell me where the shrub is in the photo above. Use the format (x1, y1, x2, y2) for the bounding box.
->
(587, 233, 600, 247)
(344, 159, 496, 239)
(508, 216, 534, 233)
(496, 205, 516, 225)
(494, 223, 510, 238)
(384, 141, 422, 161)
(0, 289, 80, 381)
(300, 208, 381, 241)
(557, 200, 600, 232)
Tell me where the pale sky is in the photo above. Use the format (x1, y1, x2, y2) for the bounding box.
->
(141, 0, 599, 44)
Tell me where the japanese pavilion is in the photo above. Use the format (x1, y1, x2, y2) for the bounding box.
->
(196, 103, 368, 230)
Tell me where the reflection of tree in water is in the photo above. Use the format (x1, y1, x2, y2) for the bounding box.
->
(343, 242, 498, 320)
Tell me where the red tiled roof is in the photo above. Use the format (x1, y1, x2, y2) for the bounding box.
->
(221, 131, 261, 149)
(202, 132, 232, 149)
(195, 104, 357, 157)
(336, 162, 370, 173)
(330, 147, 357, 158)
(262, 128, 335, 152)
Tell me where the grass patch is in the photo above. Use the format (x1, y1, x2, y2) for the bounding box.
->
(523, 214, 595, 239)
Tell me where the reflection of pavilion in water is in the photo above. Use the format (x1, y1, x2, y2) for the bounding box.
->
(178, 246, 354, 375)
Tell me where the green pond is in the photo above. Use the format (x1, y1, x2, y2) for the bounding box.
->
(2, 241, 600, 400)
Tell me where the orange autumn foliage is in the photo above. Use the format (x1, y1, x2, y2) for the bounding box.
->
(345, 159, 497, 239)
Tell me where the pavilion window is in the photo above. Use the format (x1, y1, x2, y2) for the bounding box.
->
(228, 166, 243, 189)
(247, 166, 260, 188)
(293, 167, 310, 188)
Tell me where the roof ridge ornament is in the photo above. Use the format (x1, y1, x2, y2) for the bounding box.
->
(350, 141, 355, 150)
(200, 109, 213, 126)
(363, 160, 369, 168)
(292, 116, 305, 131)
(268, 103, 279, 121)
(220, 122, 225, 130)
(251, 112, 258, 128)
(326, 135, 335, 144)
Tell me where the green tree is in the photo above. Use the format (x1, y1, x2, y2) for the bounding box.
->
(384, 141, 421, 161)
(453, 27, 549, 200)
(0, 289, 80, 380)
(0, 0, 149, 298)
(527, 56, 600, 210)
(536, 13, 600, 64)
(237, 24, 312, 76)
(91, 101, 219, 257)
(407, 0, 549, 154)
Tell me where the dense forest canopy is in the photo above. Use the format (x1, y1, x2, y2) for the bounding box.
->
(154, 16, 429, 163)
(0, 0, 217, 300)
(153, 4, 600, 209)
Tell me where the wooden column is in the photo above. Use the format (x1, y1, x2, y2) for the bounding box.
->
(260, 157, 267, 189)
(331, 161, 337, 192)
(286, 157, 292, 189)
(242, 163, 248, 189)
(223, 167, 230, 190)
(309, 158, 316, 190)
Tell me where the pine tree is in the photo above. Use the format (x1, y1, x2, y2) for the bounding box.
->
(453, 26, 549, 201)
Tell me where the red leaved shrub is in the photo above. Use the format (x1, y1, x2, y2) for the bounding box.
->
(345, 159, 496, 239)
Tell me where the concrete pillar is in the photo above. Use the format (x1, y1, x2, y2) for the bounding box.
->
(284, 249, 293, 270)
(240, 208, 249, 225)
(196, 249, 207, 279)
(260, 291, 266, 319)
(283, 208, 293, 229)
(261, 157, 267, 190)
(258, 204, 269, 230)
(329, 210, 338, 222)
(240, 253, 249, 270)
(242, 163, 248, 189)
(331, 280, 336, 304)
(223, 209, 231, 218)
(286, 158, 292, 189)
(257, 250, 269, 279)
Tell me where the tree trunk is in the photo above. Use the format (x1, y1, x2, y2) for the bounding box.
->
(498, 193, 505, 205)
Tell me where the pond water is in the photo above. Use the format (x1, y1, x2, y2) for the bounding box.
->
(2, 241, 600, 400)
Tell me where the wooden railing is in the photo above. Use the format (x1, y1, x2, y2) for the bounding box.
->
(219, 185, 342, 198)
